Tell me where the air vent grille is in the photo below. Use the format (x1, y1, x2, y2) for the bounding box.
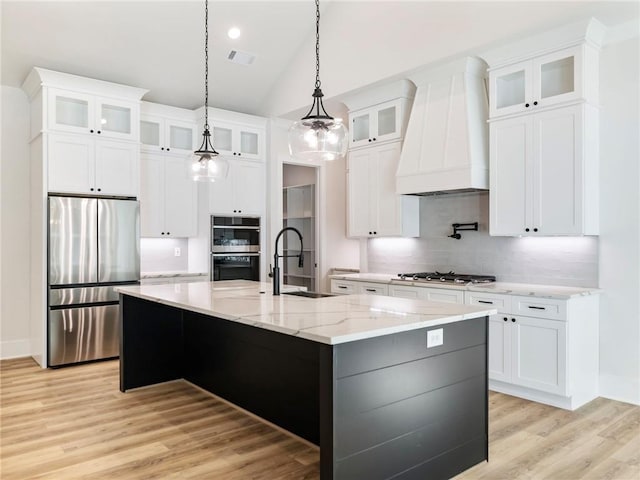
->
(227, 50, 255, 66)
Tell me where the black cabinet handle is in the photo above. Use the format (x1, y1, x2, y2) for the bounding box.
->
(372, 137, 376, 141)
(233, 152, 237, 155)
(238, 210, 242, 213)
(525, 103, 530, 108)
(368, 139, 372, 142)
(511, 318, 516, 322)
(528, 306, 546, 310)
(365, 288, 376, 292)
(161, 147, 165, 151)
(90, 129, 94, 133)
(90, 188, 94, 191)
(533, 228, 538, 232)
(338, 285, 347, 289)
(97, 188, 101, 192)
(238, 153, 241, 156)
(167, 232, 170, 235)
(373, 231, 377, 234)
(369, 231, 372, 235)
(97, 130, 101, 134)
(533, 101, 538, 106)
(525, 228, 530, 232)
(161, 232, 165, 235)
(503, 317, 508, 322)
(167, 148, 170, 151)
(478, 300, 493, 304)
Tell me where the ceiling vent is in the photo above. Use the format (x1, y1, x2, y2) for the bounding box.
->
(227, 50, 255, 66)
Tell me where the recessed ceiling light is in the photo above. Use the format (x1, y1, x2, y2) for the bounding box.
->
(227, 27, 241, 40)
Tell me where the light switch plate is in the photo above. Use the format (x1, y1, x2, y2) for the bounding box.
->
(174, 247, 181, 257)
(427, 328, 444, 348)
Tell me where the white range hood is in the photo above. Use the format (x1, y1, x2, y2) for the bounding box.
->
(396, 57, 489, 195)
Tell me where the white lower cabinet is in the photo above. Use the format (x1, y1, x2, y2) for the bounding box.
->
(330, 279, 388, 296)
(388, 284, 464, 304)
(48, 133, 138, 196)
(209, 159, 264, 215)
(140, 153, 197, 238)
(466, 291, 598, 410)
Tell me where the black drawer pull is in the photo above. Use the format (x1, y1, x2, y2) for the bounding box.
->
(478, 300, 493, 304)
(528, 306, 546, 310)
(338, 285, 347, 289)
(365, 288, 376, 292)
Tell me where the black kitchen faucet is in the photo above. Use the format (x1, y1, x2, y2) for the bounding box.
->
(270, 227, 304, 296)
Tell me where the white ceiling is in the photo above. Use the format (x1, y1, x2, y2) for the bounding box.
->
(2, 1, 638, 117)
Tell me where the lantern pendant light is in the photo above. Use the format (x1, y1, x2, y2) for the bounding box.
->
(288, 0, 347, 162)
(189, 0, 229, 182)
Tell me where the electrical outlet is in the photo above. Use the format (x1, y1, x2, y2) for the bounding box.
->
(174, 247, 181, 257)
(427, 328, 443, 348)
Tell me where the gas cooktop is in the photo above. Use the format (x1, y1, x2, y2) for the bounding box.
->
(397, 271, 496, 284)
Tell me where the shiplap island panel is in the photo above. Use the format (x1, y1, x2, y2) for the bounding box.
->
(117, 280, 495, 480)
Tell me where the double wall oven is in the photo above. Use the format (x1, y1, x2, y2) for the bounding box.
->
(210, 216, 261, 281)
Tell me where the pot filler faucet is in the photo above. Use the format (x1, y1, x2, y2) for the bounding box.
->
(270, 227, 304, 296)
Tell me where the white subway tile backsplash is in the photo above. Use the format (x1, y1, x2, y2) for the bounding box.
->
(368, 193, 598, 287)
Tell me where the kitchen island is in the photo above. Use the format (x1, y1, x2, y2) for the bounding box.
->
(117, 280, 496, 480)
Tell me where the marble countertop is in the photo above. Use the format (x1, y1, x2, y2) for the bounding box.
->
(141, 271, 208, 279)
(329, 273, 601, 299)
(116, 280, 496, 345)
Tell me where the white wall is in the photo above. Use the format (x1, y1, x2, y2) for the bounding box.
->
(0, 86, 31, 359)
(368, 193, 599, 287)
(140, 238, 190, 273)
(598, 27, 640, 405)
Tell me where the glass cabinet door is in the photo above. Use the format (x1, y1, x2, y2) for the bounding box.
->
(374, 100, 402, 143)
(490, 62, 532, 117)
(212, 125, 233, 155)
(533, 46, 581, 107)
(351, 111, 371, 146)
(48, 89, 93, 134)
(140, 116, 162, 150)
(97, 99, 133, 139)
(168, 121, 195, 153)
(239, 127, 260, 158)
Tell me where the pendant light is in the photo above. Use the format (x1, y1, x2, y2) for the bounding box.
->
(189, 0, 229, 182)
(288, 0, 347, 162)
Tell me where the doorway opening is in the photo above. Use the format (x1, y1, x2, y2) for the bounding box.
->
(282, 164, 319, 292)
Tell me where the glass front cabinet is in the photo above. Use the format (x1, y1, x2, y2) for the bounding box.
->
(212, 121, 263, 160)
(489, 45, 592, 118)
(48, 88, 138, 141)
(140, 115, 196, 155)
(349, 98, 403, 149)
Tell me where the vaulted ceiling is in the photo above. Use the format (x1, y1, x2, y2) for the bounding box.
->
(2, 1, 637, 118)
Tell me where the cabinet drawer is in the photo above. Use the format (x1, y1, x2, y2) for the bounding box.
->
(389, 284, 422, 299)
(357, 283, 389, 296)
(465, 292, 511, 312)
(511, 295, 566, 320)
(331, 280, 357, 295)
(422, 288, 464, 304)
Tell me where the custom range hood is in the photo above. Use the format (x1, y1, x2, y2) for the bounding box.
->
(396, 57, 489, 195)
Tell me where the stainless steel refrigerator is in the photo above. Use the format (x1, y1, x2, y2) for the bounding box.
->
(48, 196, 140, 366)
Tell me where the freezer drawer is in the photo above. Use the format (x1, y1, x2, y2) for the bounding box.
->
(49, 285, 120, 306)
(49, 304, 119, 366)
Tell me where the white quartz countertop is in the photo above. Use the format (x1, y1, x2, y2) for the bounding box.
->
(329, 273, 601, 299)
(116, 280, 496, 345)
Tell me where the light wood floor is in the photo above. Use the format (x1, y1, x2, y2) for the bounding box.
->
(1, 358, 638, 479)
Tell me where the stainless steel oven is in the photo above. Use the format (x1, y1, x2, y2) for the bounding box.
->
(211, 216, 261, 281)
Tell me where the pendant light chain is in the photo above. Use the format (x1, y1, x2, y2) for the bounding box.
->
(314, 0, 321, 89)
(204, 0, 209, 130)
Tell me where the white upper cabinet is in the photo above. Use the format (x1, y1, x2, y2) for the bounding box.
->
(349, 99, 405, 149)
(487, 17, 604, 120)
(490, 103, 599, 236)
(211, 121, 263, 160)
(48, 88, 139, 141)
(48, 133, 138, 197)
(139, 153, 197, 238)
(209, 159, 265, 216)
(140, 115, 196, 155)
(347, 142, 419, 238)
(140, 102, 197, 155)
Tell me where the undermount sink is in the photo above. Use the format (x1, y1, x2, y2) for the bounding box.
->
(283, 291, 335, 299)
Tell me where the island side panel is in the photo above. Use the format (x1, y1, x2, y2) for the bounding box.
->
(119, 295, 184, 392)
(182, 310, 321, 445)
(331, 317, 488, 480)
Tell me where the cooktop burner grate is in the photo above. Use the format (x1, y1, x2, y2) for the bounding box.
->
(397, 271, 496, 284)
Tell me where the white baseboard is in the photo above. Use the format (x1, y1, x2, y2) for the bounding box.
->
(599, 373, 640, 406)
(0, 338, 31, 360)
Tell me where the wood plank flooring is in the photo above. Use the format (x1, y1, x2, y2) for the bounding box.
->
(1, 357, 638, 479)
